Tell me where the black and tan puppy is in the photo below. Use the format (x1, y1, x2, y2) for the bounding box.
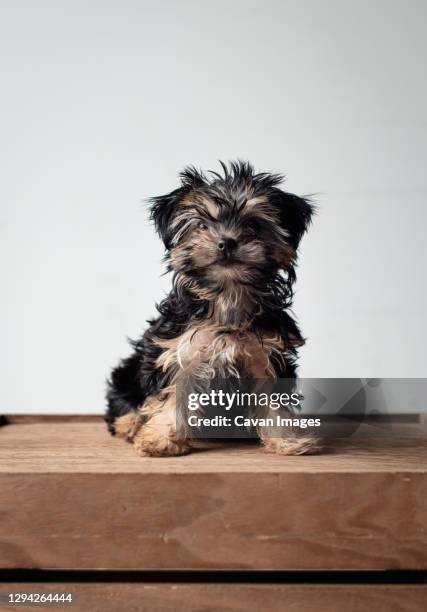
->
(106, 161, 320, 456)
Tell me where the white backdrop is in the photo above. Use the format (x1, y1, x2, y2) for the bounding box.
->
(1, 0, 426, 413)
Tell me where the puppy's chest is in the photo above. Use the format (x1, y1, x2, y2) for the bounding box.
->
(155, 324, 284, 379)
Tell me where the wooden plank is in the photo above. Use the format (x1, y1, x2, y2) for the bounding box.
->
(1, 421, 426, 474)
(0, 422, 426, 570)
(1, 583, 426, 612)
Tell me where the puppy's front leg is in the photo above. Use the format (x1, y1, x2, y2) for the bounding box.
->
(133, 389, 192, 457)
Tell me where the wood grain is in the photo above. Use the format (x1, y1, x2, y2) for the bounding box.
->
(1, 421, 426, 473)
(1, 583, 426, 612)
(0, 421, 426, 570)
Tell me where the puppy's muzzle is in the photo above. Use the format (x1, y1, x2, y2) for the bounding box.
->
(217, 238, 237, 260)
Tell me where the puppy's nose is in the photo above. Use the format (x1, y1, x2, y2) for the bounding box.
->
(217, 238, 237, 258)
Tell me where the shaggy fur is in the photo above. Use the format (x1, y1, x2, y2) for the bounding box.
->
(106, 161, 321, 456)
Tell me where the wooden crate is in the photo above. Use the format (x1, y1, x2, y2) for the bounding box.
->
(0, 417, 426, 610)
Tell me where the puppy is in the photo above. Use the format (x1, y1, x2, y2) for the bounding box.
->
(106, 161, 321, 456)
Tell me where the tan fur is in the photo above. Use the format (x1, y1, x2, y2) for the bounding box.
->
(243, 197, 280, 225)
(155, 322, 285, 380)
(244, 195, 269, 210)
(113, 412, 137, 439)
(261, 435, 323, 456)
(187, 230, 219, 267)
(274, 243, 296, 269)
(182, 193, 220, 219)
(133, 387, 191, 457)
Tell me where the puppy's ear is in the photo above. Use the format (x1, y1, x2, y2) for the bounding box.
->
(150, 166, 206, 249)
(149, 187, 186, 250)
(271, 189, 315, 249)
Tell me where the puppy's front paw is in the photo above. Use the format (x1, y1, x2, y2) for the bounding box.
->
(133, 429, 191, 457)
(262, 437, 322, 456)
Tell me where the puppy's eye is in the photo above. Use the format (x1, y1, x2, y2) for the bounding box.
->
(198, 221, 208, 231)
(246, 226, 257, 238)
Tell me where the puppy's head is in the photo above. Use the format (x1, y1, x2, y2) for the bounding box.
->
(150, 161, 314, 301)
